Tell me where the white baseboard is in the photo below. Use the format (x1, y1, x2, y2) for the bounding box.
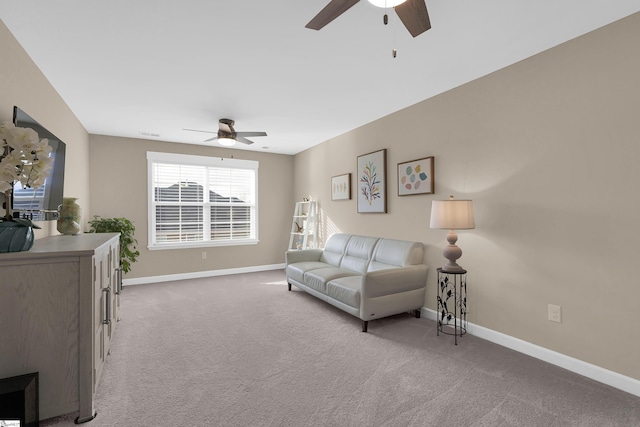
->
(422, 308, 640, 398)
(122, 263, 285, 286)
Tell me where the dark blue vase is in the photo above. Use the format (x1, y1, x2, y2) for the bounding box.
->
(0, 221, 35, 252)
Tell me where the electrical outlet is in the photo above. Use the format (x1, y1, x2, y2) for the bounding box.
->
(548, 304, 561, 323)
(201, 252, 207, 260)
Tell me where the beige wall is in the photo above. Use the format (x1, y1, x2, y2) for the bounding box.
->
(89, 135, 294, 279)
(293, 13, 640, 381)
(0, 19, 90, 237)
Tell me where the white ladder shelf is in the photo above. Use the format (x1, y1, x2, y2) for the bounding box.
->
(289, 201, 318, 250)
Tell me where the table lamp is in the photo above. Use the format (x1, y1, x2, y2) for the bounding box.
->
(429, 195, 475, 272)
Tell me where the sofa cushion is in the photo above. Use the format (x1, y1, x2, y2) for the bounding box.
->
(340, 236, 379, 274)
(286, 261, 330, 284)
(304, 267, 360, 293)
(319, 233, 351, 267)
(369, 238, 424, 271)
(326, 276, 362, 309)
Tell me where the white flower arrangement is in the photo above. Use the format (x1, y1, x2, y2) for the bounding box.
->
(0, 122, 53, 221)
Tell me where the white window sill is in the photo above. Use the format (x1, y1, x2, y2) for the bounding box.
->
(148, 239, 259, 250)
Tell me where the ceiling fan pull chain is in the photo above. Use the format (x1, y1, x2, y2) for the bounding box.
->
(392, 8, 398, 58)
(383, 0, 388, 25)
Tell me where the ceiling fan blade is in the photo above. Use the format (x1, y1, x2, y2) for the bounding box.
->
(394, 0, 431, 38)
(306, 0, 360, 30)
(236, 131, 267, 138)
(236, 136, 255, 145)
(183, 128, 216, 134)
(204, 136, 219, 142)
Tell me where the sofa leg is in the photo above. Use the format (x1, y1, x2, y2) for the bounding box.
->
(362, 320, 368, 333)
(415, 309, 421, 319)
(287, 282, 291, 291)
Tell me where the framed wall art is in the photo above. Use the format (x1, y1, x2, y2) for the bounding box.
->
(357, 149, 387, 213)
(397, 156, 434, 196)
(331, 173, 351, 200)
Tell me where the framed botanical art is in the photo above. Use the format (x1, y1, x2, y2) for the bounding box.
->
(397, 156, 434, 196)
(331, 173, 351, 200)
(357, 149, 387, 213)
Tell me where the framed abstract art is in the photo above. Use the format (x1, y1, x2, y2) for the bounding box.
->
(331, 173, 351, 200)
(357, 149, 387, 213)
(397, 156, 434, 196)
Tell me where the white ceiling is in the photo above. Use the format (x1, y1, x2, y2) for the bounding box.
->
(2, 1, 639, 155)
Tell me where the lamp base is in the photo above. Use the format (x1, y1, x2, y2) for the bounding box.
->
(441, 231, 465, 273)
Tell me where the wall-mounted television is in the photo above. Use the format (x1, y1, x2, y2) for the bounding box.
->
(11, 106, 66, 221)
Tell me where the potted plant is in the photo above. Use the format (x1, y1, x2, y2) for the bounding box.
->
(88, 216, 140, 274)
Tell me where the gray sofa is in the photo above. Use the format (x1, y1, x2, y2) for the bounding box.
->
(285, 233, 428, 332)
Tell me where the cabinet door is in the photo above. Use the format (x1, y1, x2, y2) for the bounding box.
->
(93, 239, 120, 391)
(110, 241, 121, 324)
(105, 242, 118, 343)
(93, 246, 110, 389)
(104, 245, 114, 358)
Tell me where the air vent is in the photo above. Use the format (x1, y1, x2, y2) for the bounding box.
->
(139, 131, 160, 138)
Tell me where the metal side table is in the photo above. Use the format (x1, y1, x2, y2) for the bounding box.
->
(436, 268, 467, 345)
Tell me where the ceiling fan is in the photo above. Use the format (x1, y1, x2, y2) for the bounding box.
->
(306, 0, 431, 38)
(184, 118, 267, 146)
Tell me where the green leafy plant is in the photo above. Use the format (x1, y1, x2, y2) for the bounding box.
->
(88, 216, 140, 274)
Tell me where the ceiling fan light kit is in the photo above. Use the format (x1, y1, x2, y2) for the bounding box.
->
(218, 138, 237, 147)
(306, 0, 431, 39)
(368, 0, 407, 7)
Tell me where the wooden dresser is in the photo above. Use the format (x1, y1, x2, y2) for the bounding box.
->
(0, 233, 120, 422)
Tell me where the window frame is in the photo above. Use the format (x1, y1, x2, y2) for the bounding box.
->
(146, 151, 259, 250)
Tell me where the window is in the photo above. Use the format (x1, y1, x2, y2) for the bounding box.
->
(147, 151, 258, 249)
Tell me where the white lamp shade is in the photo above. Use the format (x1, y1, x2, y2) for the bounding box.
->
(368, 0, 408, 7)
(430, 199, 475, 230)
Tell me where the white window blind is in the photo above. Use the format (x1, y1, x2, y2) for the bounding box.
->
(147, 152, 258, 249)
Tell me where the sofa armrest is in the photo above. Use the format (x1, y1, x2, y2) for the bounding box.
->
(362, 265, 428, 299)
(285, 249, 324, 265)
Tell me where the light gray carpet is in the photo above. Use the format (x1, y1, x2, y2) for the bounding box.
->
(44, 270, 640, 426)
